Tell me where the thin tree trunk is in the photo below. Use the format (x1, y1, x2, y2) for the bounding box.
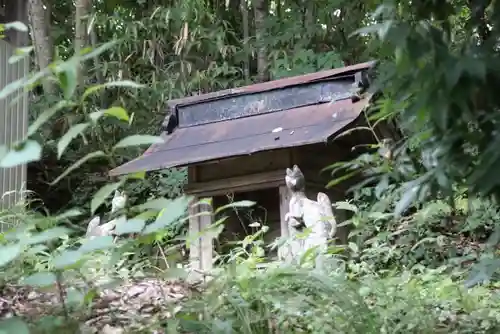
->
(88, 12, 106, 107)
(241, 0, 250, 82)
(27, 0, 54, 94)
(75, 0, 91, 88)
(252, 0, 268, 82)
(303, 1, 314, 32)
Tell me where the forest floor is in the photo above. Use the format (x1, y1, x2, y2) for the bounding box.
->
(0, 277, 198, 333)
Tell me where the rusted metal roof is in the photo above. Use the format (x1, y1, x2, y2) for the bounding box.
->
(165, 61, 375, 110)
(161, 61, 375, 131)
(109, 97, 370, 176)
(111, 61, 376, 177)
(175, 78, 355, 128)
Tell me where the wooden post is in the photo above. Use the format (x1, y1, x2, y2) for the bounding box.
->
(187, 196, 214, 281)
(188, 197, 201, 274)
(199, 199, 214, 273)
(278, 185, 291, 259)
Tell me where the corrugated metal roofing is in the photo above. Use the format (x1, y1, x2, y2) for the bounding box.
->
(109, 97, 370, 176)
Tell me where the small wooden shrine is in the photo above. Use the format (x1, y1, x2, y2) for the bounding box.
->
(110, 61, 397, 274)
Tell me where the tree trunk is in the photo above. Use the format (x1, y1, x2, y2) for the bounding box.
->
(252, 0, 268, 82)
(75, 0, 91, 88)
(241, 0, 250, 82)
(89, 15, 105, 107)
(303, 0, 314, 30)
(27, 0, 54, 94)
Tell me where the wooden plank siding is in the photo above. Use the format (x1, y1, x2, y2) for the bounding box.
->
(0, 39, 29, 210)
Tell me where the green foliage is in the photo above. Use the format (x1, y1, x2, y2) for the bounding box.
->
(322, 0, 500, 286)
(176, 265, 500, 333)
(0, 141, 42, 168)
(28, 0, 365, 213)
(0, 39, 195, 330)
(354, 1, 500, 209)
(3, 0, 500, 332)
(269, 49, 344, 79)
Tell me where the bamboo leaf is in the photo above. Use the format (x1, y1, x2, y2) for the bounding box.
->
(91, 181, 124, 214)
(79, 40, 118, 61)
(21, 272, 57, 288)
(215, 200, 255, 214)
(333, 126, 373, 140)
(104, 106, 129, 121)
(51, 151, 106, 185)
(4, 21, 28, 32)
(0, 140, 42, 168)
(57, 59, 79, 100)
(326, 170, 360, 188)
(113, 135, 164, 150)
(90, 107, 129, 123)
(52, 250, 83, 269)
(8, 46, 33, 64)
(79, 236, 115, 253)
(82, 80, 144, 101)
(115, 218, 145, 235)
(394, 183, 420, 217)
(57, 123, 90, 159)
(0, 243, 22, 267)
(28, 100, 74, 137)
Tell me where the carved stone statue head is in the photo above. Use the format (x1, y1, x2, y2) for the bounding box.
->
(111, 190, 127, 213)
(285, 165, 305, 192)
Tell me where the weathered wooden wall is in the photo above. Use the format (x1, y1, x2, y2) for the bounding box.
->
(193, 149, 291, 183)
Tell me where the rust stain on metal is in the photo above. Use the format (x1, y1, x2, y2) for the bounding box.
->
(110, 97, 370, 176)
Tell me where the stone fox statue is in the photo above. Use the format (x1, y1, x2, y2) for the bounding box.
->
(86, 190, 127, 238)
(284, 165, 336, 256)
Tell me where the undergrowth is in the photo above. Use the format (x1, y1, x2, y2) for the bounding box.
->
(169, 189, 500, 334)
(3, 177, 500, 333)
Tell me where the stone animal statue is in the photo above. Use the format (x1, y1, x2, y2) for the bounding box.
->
(284, 165, 336, 261)
(86, 190, 127, 239)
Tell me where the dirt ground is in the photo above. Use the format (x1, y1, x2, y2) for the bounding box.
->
(0, 277, 199, 333)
